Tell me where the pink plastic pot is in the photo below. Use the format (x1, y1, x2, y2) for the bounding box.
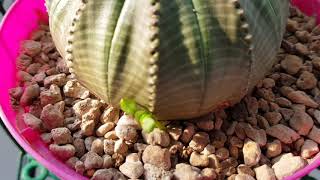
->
(292, 0, 320, 23)
(0, 0, 319, 180)
(0, 0, 86, 179)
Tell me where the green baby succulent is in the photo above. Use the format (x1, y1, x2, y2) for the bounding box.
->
(46, 0, 289, 120)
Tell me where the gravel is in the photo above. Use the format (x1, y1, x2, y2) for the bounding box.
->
(10, 6, 320, 180)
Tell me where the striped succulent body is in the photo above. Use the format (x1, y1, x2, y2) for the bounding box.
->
(46, 0, 289, 120)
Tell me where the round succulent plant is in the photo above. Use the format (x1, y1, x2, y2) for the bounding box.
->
(46, 0, 289, 120)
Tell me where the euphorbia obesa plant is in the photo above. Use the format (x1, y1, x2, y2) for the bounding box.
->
(46, 0, 289, 120)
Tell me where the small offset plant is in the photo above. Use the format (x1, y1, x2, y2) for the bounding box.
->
(46, 0, 289, 122)
(120, 98, 165, 132)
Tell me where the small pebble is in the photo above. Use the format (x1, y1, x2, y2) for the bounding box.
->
(51, 127, 73, 145)
(297, 71, 317, 90)
(262, 78, 276, 88)
(20, 84, 40, 106)
(210, 130, 227, 148)
(313, 109, 320, 124)
(259, 154, 272, 167)
(103, 139, 115, 155)
(96, 122, 115, 137)
(54, 101, 65, 113)
(44, 73, 66, 87)
(234, 174, 255, 180)
(189, 151, 209, 167)
(256, 115, 270, 129)
(134, 143, 147, 152)
(114, 139, 128, 155)
(73, 138, 86, 158)
(254, 164, 277, 180)
(23, 113, 44, 131)
(40, 84, 62, 106)
(142, 145, 171, 170)
(266, 140, 282, 158)
(142, 128, 170, 147)
(235, 122, 247, 140)
(279, 74, 296, 89)
(201, 144, 215, 155)
(81, 120, 95, 136)
(295, 138, 305, 151)
(296, 30, 310, 43)
(63, 80, 90, 99)
(208, 154, 220, 169)
(115, 125, 137, 142)
(66, 119, 81, 132)
(266, 124, 300, 144)
(174, 163, 202, 180)
(301, 139, 319, 158)
(9, 87, 23, 100)
(73, 98, 102, 119)
(17, 70, 33, 82)
(196, 116, 214, 131)
(272, 155, 307, 179)
(286, 91, 318, 108)
(102, 154, 113, 168)
(189, 132, 210, 152)
(289, 111, 314, 135)
(49, 144, 75, 160)
(26, 63, 41, 75)
(167, 124, 182, 141)
(242, 123, 267, 146)
(237, 164, 255, 177)
(280, 54, 303, 75)
(100, 107, 120, 124)
(85, 169, 95, 177)
(56, 58, 69, 73)
(256, 88, 275, 102)
(275, 97, 292, 108)
(229, 146, 239, 159)
(264, 112, 282, 126)
(295, 43, 309, 55)
(271, 153, 294, 165)
(126, 153, 140, 163)
(91, 169, 126, 180)
(180, 123, 196, 144)
(214, 110, 226, 129)
(144, 163, 174, 180)
(313, 57, 320, 70)
(66, 157, 79, 169)
(91, 138, 104, 155)
(104, 130, 118, 140)
(216, 147, 230, 161)
(75, 161, 85, 175)
(278, 108, 294, 121)
(84, 152, 103, 170)
(22, 40, 41, 57)
(244, 96, 259, 117)
(201, 168, 217, 180)
(119, 160, 144, 179)
(16, 54, 32, 70)
(40, 104, 64, 130)
(84, 136, 96, 151)
(243, 139, 261, 166)
(227, 121, 238, 135)
(308, 126, 320, 144)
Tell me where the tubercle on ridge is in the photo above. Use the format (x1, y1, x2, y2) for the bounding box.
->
(230, 0, 253, 96)
(231, 0, 252, 54)
(64, 0, 88, 74)
(147, 0, 160, 112)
